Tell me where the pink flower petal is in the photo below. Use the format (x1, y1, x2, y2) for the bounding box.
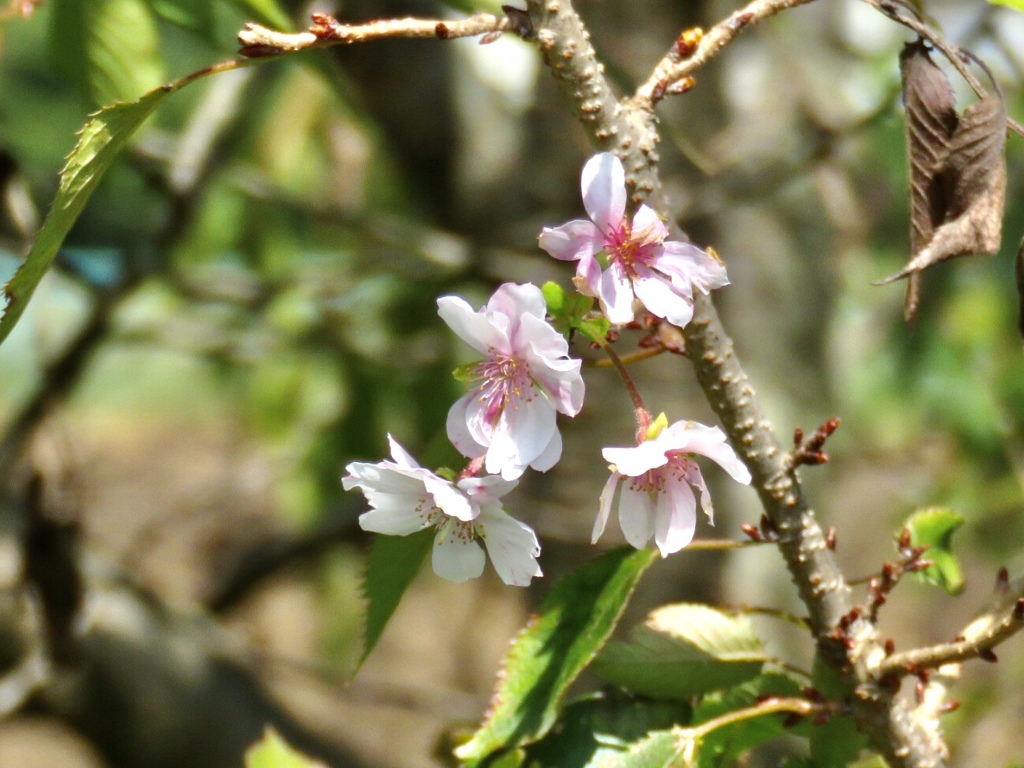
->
(485, 396, 558, 479)
(438, 296, 509, 356)
(632, 269, 694, 327)
(581, 153, 626, 233)
(488, 282, 547, 324)
(599, 262, 636, 324)
(446, 393, 488, 459)
(528, 428, 562, 473)
(539, 219, 605, 262)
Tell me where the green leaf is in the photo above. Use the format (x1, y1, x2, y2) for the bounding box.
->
(522, 692, 692, 768)
(147, 0, 216, 36)
(542, 280, 596, 337)
(989, 0, 1024, 10)
(578, 317, 611, 345)
(227, 0, 291, 29)
(455, 547, 658, 763)
(361, 528, 433, 666)
(593, 729, 688, 768)
(593, 604, 768, 700)
(690, 673, 807, 765)
(808, 715, 867, 768)
(905, 507, 966, 595)
(0, 61, 255, 349)
(50, 0, 165, 107)
(244, 728, 326, 768)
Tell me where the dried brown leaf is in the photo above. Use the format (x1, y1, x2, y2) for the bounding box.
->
(900, 40, 958, 322)
(878, 89, 1007, 288)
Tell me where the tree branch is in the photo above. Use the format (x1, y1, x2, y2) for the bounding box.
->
(631, 0, 818, 110)
(525, 0, 949, 765)
(875, 580, 1024, 677)
(237, 11, 515, 57)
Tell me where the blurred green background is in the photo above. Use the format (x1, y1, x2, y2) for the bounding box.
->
(1, 0, 1024, 766)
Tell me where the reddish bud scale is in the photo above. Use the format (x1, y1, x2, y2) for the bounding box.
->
(979, 648, 998, 663)
(997, 567, 1011, 592)
(940, 700, 961, 714)
(1014, 598, 1024, 621)
(675, 27, 703, 58)
(825, 527, 837, 551)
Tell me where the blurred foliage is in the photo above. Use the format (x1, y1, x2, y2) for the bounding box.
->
(2, 0, 1024, 765)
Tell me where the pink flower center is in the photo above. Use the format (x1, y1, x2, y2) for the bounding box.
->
(605, 217, 665, 277)
(472, 353, 535, 428)
(621, 453, 696, 501)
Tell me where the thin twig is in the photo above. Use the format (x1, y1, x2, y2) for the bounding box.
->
(631, 0, 818, 110)
(238, 12, 512, 57)
(874, 581, 1024, 677)
(861, 0, 1024, 138)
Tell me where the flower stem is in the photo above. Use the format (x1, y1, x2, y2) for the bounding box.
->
(599, 341, 651, 438)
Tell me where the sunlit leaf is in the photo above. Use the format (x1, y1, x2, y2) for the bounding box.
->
(988, 0, 1024, 11)
(360, 528, 433, 666)
(50, 0, 165, 107)
(455, 547, 658, 763)
(228, 0, 291, 29)
(0, 61, 254, 348)
(905, 507, 967, 594)
(245, 728, 326, 768)
(521, 692, 691, 768)
(593, 604, 768, 700)
(148, 0, 216, 36)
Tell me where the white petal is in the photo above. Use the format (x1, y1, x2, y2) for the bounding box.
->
(478, 506, 542, 586)
(617, 481, 656, 550)
(437, 295, 507, 355)
(459, 474, 520, 504)
(684, 463, 715, 524)
(528, 427, 562, 473)
(593, 472, 621, 543)
(425, 474, 476, 521)
(539, 219, 605, 262)
(386, 435, 421, 469)
(359, 507, 433, 536)
(665, 422, 751, 484)
(581, 153, 626, 234)
(659, 241, 730, 293)
(343, 461, 427, 496)
(485, 397, 557, 480)
(653, 473, 697, 556)
(433, 521, 486, 582)
(598, 263, 636, 324)
(488, 282, 548, 323)
(632, 270, 694, 328)
(603, 440, 671, 476)
(447, 393, 488, 459)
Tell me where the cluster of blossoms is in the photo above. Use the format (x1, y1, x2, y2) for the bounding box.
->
(343, 153, 751, 586)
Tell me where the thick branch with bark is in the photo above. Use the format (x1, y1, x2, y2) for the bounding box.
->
(524, 1, 949, 765)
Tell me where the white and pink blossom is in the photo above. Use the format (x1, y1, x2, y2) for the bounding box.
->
(438, 283, 584, 481)
(539, 152, 729, 328)
(343, 436, 542, 586)
(594, 420, 751, 557)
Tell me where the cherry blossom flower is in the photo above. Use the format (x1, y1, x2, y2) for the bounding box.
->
(594, 419, 751, 557)
(343, 436, 542, 586)
(438, 283, 585, 481)
(538, 152, 729, 328)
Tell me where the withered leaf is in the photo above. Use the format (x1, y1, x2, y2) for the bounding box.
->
(878, 43, 1008, 322)
(899, 40, 958, 322)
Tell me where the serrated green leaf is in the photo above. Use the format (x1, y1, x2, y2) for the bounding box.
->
(50, 0, 165, 107)
(361, 528, 433, 666)
(690, 673, 806, 765)
(905, 507, 966, 594)
(522, 692, 692, 768)
(244, 728, 326, 768)
(593, 604, 767, 701)
(591, 729, 689, 768)
(0, 60, 256, 349)
(456, 547, 658, 763)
